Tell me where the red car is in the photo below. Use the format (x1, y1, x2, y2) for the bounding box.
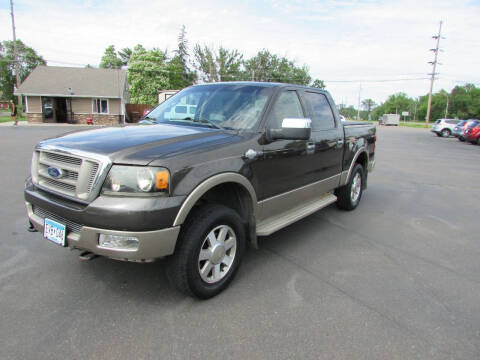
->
(464, 122, 480, 144)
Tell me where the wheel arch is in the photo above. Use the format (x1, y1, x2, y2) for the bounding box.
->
(341, 147, 369, 186)
(173, 173, 258, 246)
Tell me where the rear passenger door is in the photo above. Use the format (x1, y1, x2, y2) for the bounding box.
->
(299, 90, 344, 182)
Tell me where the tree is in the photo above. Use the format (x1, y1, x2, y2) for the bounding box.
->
(167, 25, 196, 89)
(118, 47, 132, 66)
(361, 98, 376, 120)
(193, 44, 243, 82)
(372, 92, 415, 121)
(243, 49, 311, 85)
(0, 40, 46, 103)
(311, 79, 326, 89)
(127, 44, 169, 105)
(99, 45, 123, 69)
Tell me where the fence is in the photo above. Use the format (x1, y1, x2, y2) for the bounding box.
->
(125, 104, 153, 123)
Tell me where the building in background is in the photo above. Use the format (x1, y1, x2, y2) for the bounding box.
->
(15, 66, 129, 125)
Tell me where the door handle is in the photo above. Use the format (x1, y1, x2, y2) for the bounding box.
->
(336, 139, 344, 147)
(306, 142, 315, 150)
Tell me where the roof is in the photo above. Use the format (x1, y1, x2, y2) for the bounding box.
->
(193, 81, 329, 92)
(15, 66, 127, 98)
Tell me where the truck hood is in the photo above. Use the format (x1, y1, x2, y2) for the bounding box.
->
(38, 124, 236, 165)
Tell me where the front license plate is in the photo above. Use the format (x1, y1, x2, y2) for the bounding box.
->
(44, 218, 66, 246)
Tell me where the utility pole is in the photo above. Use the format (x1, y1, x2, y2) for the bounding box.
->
(444, 93, 449, 118)
(414, 100, 418, 121)
(10, 0, 22, 113)
(357, 84, 362, 120)
(425, 20, 443, 127)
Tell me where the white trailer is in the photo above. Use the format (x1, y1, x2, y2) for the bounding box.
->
(380, 114, 400, 126)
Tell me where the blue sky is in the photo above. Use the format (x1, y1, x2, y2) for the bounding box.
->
(1, 0, 479, 107)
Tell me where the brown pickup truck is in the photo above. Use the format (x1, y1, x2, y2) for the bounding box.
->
(25, 82, 376, 298)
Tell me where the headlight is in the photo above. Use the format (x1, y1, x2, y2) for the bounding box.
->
(102, 165, 169, 196)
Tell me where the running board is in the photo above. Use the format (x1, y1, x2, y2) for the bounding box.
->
(256, 193, 337, 236)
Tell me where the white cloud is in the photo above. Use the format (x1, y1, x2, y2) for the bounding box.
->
(0, 0, 479, 107)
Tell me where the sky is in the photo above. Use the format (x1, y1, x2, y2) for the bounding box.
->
(1, 0, 479, 107)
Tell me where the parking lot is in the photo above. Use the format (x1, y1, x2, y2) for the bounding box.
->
(0, 125, 479, 360)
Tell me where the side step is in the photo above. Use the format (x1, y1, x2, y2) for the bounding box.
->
(256, 193, 337, 236)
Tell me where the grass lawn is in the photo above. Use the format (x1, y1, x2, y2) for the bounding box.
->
(0, 116, 27, 123)
(398, 122, 432, 129)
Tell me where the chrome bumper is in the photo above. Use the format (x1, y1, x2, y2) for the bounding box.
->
(26, 201, 180, 262)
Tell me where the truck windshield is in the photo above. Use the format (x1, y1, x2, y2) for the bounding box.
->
(145, 84, 272, 131)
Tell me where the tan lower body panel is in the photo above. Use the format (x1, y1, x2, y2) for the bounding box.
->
(256, 192, 337, 236)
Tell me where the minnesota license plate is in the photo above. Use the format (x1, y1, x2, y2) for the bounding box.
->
(44, 218, 66, 246)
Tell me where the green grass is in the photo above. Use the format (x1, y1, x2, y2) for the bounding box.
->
(398, 122, 432, 129)
(0, 116, 27, 123)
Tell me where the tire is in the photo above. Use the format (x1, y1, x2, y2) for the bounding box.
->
(335, 163, 365, 211)
(166, 204, 246, 299)
(435, 133, 442, 137)
(459, 136, 465, 142)
(477, 138, 480, 145)
(441, 128, 451, 137)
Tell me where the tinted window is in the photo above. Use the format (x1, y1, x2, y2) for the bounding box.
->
(303, 92, 336, 129)
(267, 90, 304, 129)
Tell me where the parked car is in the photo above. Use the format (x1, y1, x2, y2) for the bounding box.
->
(464, 122, 480, 144)
(25, 82, 376, 298)
(452, 120, 468, 141)
(431, 118, 462, 137)
(456, 120, 480, 141)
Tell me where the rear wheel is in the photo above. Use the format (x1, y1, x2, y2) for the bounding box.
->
(336, 163, 365, 211)
(441, 128, 451, 137)
(459, 136, 465, 142)
(166, 204, 245, 299)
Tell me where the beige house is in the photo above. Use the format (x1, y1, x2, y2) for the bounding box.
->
(15, 66, 129, 125)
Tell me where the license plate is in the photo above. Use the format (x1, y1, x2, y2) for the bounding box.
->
(44, 218, 66, 246)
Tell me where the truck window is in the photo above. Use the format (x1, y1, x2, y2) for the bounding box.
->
(303, 92, 336, 130)
(267, 90, 304, 129)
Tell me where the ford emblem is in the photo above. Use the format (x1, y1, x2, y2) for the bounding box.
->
(47, 166, 64, 179)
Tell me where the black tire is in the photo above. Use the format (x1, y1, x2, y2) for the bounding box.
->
(477, 138, 480, 145)
(435, 133, 442, 137)
(166, 204, 246, 299)
(459, 136, 465, 142)
(335, 163, 365, 211)
(441, 128, 451, 137)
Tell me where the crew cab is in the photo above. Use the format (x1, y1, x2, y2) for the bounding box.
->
(25, 82, 376, 298)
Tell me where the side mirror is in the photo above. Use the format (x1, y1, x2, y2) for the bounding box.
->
(269, 118, 312, 140)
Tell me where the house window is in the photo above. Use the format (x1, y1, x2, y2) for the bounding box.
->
(93, 98, 109, 114)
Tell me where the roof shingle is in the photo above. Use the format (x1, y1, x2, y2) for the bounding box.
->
(15, 66, 127, 98)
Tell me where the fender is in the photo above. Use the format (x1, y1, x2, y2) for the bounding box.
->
(340, 147, 369, 186)
(173, 172, 258, 227)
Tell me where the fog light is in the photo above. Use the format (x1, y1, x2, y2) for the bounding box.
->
(98, 234, 139, 251)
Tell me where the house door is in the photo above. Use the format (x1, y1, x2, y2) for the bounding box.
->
(54, 98, 67, 123)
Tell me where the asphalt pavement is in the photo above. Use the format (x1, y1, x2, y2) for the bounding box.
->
(0, 125, 479, 360)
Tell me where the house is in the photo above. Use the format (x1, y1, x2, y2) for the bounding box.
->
(158, 90, 179, 103)
(0, 90, 9, 110)
(15, 66, 129, 125)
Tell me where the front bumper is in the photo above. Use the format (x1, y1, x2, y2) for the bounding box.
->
(25, 181, 184, 261)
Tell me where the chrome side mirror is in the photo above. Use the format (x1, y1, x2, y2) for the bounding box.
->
(269, 118, 312, 140)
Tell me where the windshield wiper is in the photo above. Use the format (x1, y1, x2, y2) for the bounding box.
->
(195, 119, 225, 130)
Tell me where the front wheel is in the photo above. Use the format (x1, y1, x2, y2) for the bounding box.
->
(441, 128, 451, 137)
(167, 204, 245, 299)
(335, 164, 365, 211)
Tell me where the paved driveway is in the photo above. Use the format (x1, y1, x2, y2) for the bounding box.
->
(0, 125, 479, 360)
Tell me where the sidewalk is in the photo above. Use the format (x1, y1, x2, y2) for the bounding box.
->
(0, 121, 103, 127)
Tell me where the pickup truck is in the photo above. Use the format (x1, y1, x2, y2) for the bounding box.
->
(25, 82, 376, 298)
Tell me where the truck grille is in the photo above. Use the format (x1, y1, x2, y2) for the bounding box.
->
(33, 206, 83, 234)
(32, 150, 102, 202)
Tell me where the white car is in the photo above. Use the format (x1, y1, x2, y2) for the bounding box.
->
(431, 119, 462, 137)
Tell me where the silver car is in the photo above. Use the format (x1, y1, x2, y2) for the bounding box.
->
(431, 118, 462, 137)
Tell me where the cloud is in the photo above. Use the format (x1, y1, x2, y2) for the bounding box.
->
(1, 0, 479, 106)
